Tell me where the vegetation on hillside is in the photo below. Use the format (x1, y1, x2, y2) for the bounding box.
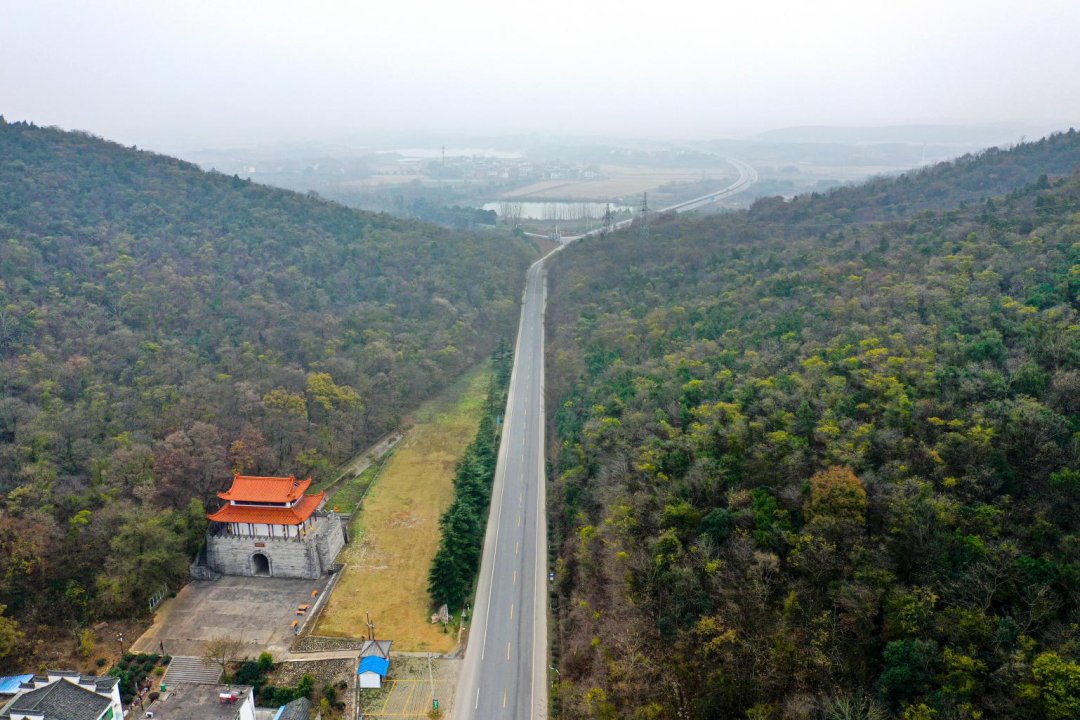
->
(428, 342, 512, 610)
(546, 131, 1080, 719)
(0, 119, 534, 665)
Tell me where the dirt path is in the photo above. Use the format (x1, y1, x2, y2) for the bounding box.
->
(314, 430, 404, 497)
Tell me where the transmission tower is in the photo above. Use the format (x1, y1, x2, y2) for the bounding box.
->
(639, 192, 649, 241)
(602, 203, 614, 236)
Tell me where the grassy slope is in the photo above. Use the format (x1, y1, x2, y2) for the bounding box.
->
(316, 365, 490, 651)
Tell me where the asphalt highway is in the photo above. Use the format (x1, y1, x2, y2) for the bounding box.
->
(454, 256, 549, 720)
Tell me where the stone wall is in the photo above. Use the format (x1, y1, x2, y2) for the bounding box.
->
(205, 512, 346, 579)
(315, 513, 346, 573)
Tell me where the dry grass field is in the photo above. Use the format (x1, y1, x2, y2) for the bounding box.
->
(315, 365, 489, 652)
(501, 164, 732, 201)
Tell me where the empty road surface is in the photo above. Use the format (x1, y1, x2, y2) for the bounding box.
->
(454, 255, 549, 719)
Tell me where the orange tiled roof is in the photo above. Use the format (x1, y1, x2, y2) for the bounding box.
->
(217, 475, 312, 503)
(207, 492, 324, 525)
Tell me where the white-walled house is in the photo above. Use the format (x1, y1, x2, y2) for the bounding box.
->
(0, 672, 122, 720)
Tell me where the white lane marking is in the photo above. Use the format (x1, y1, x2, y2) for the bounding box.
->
(507, 642, 512, 660)
(516, 541, 520, 555)
(503, 689, 507, 708)
(510, 603, 515, 620)
(480, 490, 504, 661)
(518, 514, 522, 527)
(513, 570, 517, 585)
(475, 687, 480, 709)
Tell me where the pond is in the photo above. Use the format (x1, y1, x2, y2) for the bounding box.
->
(482, 201, 634, 220)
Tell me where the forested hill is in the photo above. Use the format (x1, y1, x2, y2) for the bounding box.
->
(749, 128, 1080, 225)
(0, 119, 534, 646)
(546, 132, 1080, 719)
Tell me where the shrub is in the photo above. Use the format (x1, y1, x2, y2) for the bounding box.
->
(95, 658, 108, 668)
(272, 686, 298, 705)
(77, 629, 95, 658)
(257, 685, 277, 706)
(233, 661, 262, 686)
(257, 652, 274, 673)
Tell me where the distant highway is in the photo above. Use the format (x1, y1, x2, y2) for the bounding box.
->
(454, 159, 756, 719)
(568, 157, 758, 239)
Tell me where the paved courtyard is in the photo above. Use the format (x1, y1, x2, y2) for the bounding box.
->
(130, 575, 331, 660)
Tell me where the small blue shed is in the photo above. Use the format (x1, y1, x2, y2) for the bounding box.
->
(357, 656, 390, 689)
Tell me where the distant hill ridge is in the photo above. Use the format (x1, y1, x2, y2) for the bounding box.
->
(745, 127, 1080, 226)
(754, 122, 1058, 146)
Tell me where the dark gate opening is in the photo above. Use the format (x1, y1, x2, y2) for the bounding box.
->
(252, 552, 271, 577)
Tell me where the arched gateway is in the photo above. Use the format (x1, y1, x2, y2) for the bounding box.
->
(197, 474, 346, 580)
(251, 552, 271, 576)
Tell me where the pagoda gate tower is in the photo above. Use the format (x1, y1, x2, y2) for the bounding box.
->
(198, 474, 346, 579)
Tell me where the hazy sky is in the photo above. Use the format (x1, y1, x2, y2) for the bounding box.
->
(2, 0, 1078, 152)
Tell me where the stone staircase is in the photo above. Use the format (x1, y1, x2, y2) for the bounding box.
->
(162, 656, 222, 685)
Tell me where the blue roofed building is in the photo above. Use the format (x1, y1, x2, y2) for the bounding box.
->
(357, 656, 389, 690)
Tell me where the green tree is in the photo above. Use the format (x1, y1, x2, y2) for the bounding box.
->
(877, 639, 939, 707)
(97, 511, 190, 613)
(0, 604, 22, 661)
(1020, 652, 1080, 720)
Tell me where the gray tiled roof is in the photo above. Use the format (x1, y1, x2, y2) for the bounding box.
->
(20, 676, 116, 695)
(0, 679, 111, 720)
(360, 640, 392, 659)
(277, 697, 311, 720)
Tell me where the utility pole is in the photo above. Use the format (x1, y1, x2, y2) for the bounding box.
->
(365, 612, 375, 642)
(602, 203, 613, 236)
(427, 653, 438, 714)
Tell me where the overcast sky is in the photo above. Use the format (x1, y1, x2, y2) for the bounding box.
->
(2, 0, 1078, 152)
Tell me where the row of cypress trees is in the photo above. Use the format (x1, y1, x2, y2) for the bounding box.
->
(428, 341, 513, 611)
